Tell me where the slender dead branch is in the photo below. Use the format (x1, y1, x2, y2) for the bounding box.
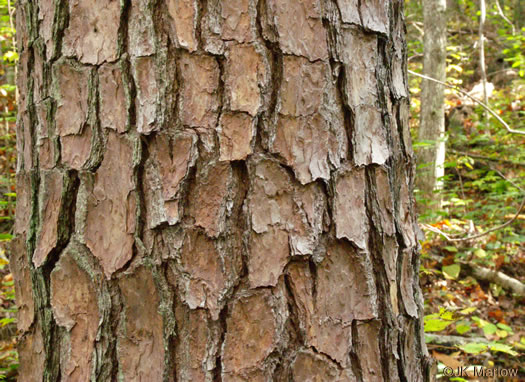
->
(408, 53, 423, 62)
(426, 253, 525, 296)
(407, 20, 425, 37)
(408, 70, 525, 136)
(421, 193, 525, 242)
(425, 333, 489, 346)
(461, 262, 525, 296)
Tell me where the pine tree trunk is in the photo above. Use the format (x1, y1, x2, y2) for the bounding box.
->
(416, 0, 447, 204)
(13, 0, 433, 381)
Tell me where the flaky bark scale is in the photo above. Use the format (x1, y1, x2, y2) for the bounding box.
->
(14, 0, 433, 381)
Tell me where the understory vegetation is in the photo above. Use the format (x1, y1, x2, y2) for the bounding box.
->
(407, 0, 524, 379)
(0, 0, 522, 380)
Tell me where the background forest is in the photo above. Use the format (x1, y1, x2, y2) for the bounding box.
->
(0, 0, 522, 380)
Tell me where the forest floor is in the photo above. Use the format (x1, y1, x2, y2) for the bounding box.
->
(420, 227, 525, 380)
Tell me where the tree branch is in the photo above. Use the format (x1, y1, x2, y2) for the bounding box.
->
(449, 149, 525, 167)
(425, 252, 525, 296)
(425, 333, 489, 347)
(408, 70, 525, 136)
(451, 150, 524, 190)
(495, 0, 515, 35)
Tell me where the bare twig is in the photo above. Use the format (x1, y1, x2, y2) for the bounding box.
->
(454, 167, 468, 215)
(7, 0, 15, 47)
(408, 53, 423, 62)
(452, 150, 524, 190)
(479, 0, 489, 124)
(421, 193, 525, 242)
(408, 70, 525, 136)
(495, 0, 515, 35)
(487, 67, 517, 78)
(407, 20, 425, 37)
(488, 166, 524, 192)
(7, 0, 17, 105)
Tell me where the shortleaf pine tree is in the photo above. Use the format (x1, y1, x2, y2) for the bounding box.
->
(13, 0, 433, 381)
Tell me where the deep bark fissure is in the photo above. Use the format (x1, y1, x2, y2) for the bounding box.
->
(119, 1, 137, 132)
(160, 263, 178, 382)
(396, 338, 409, 382)
(255, 0, 283, 151)
(335, 64, 356, 162)
(195, 0, 208, 51)
(212, 303, 228, 382)
(321, 0, 356, 162)
(350, 321, 364, 382)
(215, 54, 226, 138)
(34, 179, 79, 380)
(365, 166, 395, 382)
(117, 0, 131, 58)
(136, 136, 150, 241)
(283, 267, 306, 346)
(48, 0, 69, 63)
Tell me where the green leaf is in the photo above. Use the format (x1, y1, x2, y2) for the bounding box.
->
(0, 318, 14, 327)
(458, 343, 488, 354)
(448, 64, 463, 73)
(442, 264, 461, 280)
(456, 322, 471, 335)
(482, 323, 498, 336)
(473, 248, 487, 258)
(443, 246, 458, 253)
(424, 312, 456, 332)
(413, 139, 437, 148)
(425, 318, 453, 332)
(0, 233, 13, 241)
(496, 329, 508, 338)
(459, 307, 476, 315)
(2, 50, 17, 62)
(439, 308, 455, 321)
(488, 342, 518, 356)
(496, 323, 513, 333)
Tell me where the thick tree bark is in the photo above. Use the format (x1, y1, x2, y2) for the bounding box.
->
(416, 0, 447, 203)
(13, 0, 432, 381)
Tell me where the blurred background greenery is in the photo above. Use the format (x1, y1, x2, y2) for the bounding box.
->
(0, 0, 18, 380)
(407, 0, 524, 379)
